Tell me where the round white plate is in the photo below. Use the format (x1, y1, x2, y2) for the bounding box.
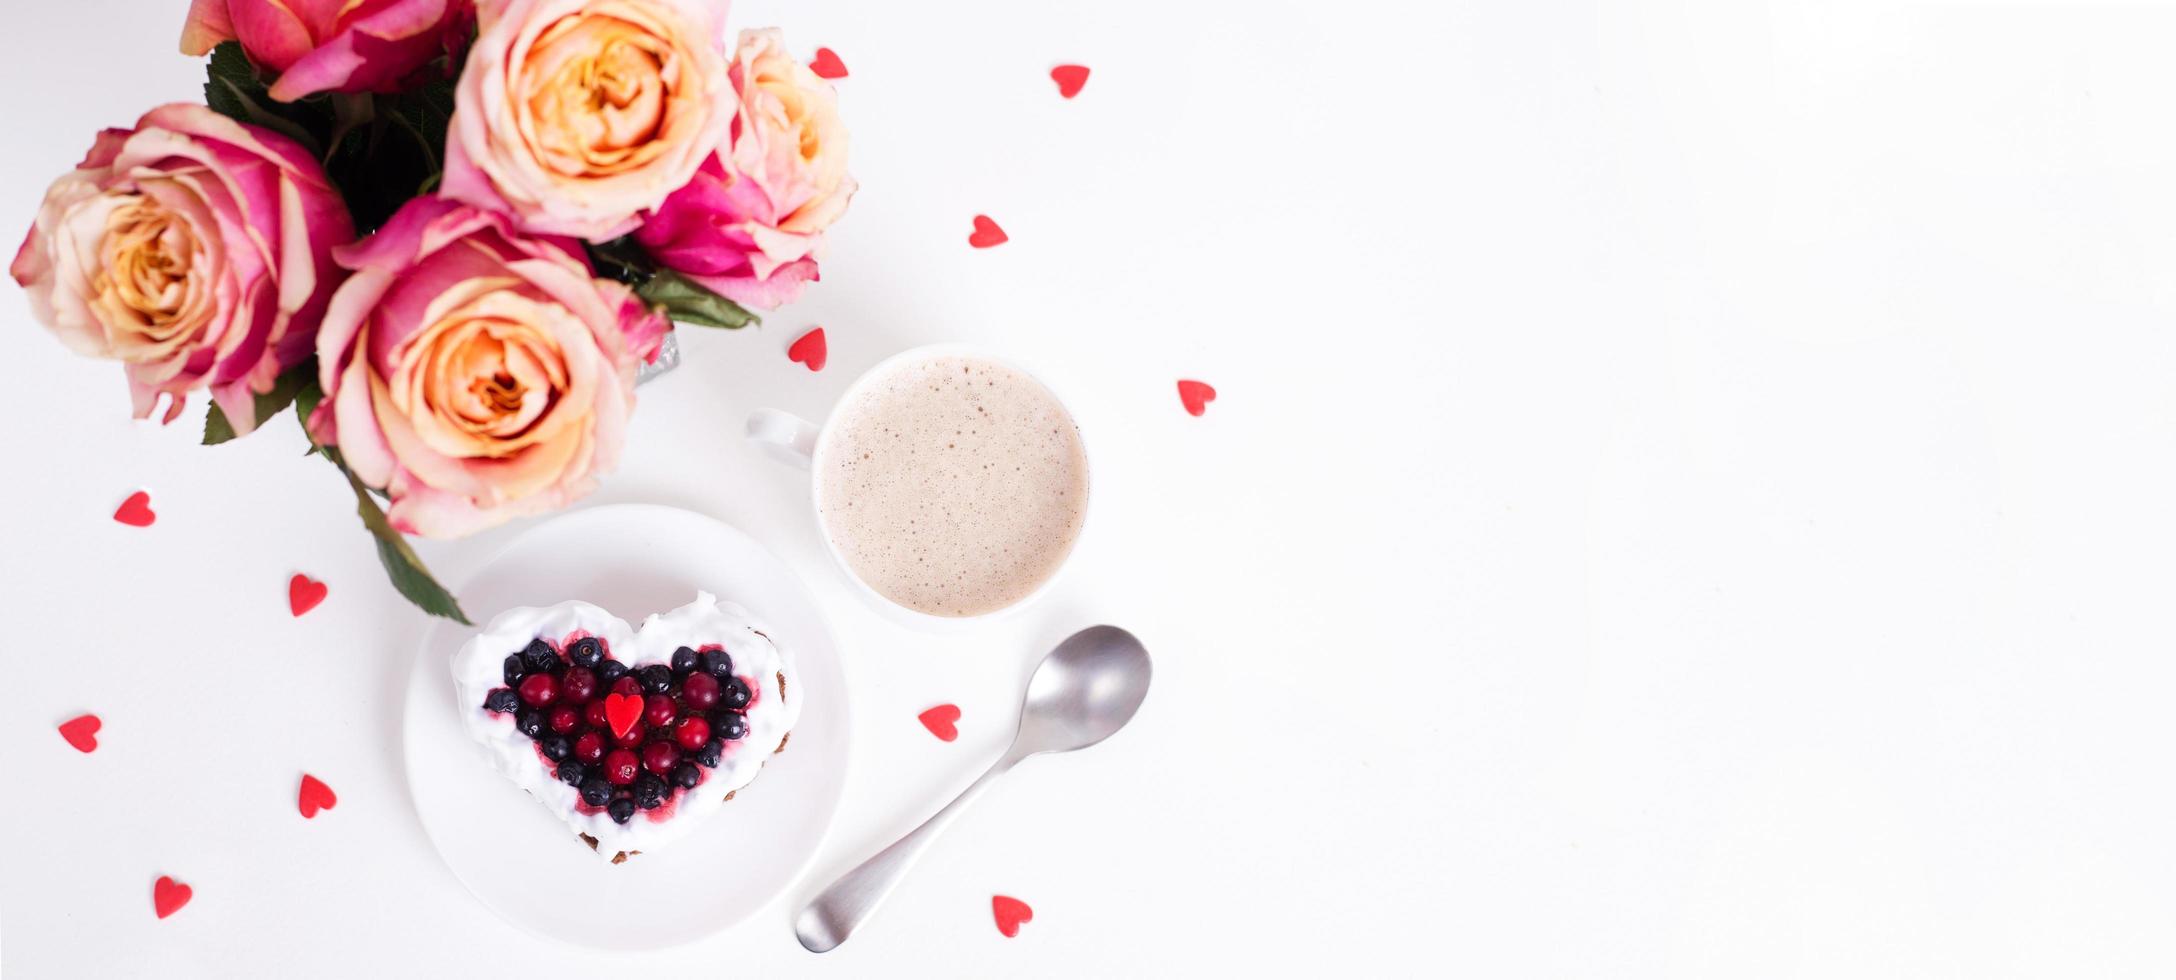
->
(401, 504, 850, 950)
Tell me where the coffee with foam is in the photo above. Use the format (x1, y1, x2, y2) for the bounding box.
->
(813, 354, 1088, 617)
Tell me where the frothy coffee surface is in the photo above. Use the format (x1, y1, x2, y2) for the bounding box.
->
(815, 355, 1088, 617)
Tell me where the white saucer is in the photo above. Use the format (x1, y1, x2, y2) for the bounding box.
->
(400, 504, 851, 950)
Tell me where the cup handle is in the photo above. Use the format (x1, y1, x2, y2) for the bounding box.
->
(746, 408, 819, 469)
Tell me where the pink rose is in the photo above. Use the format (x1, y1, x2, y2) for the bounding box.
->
(308, 198, 666, 538)
(11, 104, 351, 431)
(442, 0, 732, 242)
(180, 0, 468, 102)
(634, 28, 855, 309)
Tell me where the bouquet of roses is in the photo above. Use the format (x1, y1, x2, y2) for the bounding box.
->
(11, 0, 853, 623)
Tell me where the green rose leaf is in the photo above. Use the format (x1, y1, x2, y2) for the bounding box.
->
(202, 41, 321, 152)
(335, 461, 470, 624)
(203, 361, 317, 445)
(637, 269, 760, 329)
(202, 41, 263, 123)
(587, 236, 658, 286)
(295, 375, 333, 457)
(301, 399, 468, 623)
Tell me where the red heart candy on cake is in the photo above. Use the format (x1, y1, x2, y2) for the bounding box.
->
(809, 47, 848, 79)
(992, 895, 1033, 937)
(297, 774, 337, 818)
(603, 693, 645, 740)
(288, 574, 328, 617)
(113, 491, 156, 527)
(153, 876, 192, 919)
(1177, 379, 1216, 417)
(968, 215, 1008, 249)
(58, 714, 100, 753)
(918, 704, 961, 742)
(1050, 64, 1090, 99)
(788, 328, 828, 372)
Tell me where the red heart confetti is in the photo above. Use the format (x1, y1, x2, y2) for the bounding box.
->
(788, 327, 828, 372)
(1177, 379, 1216, 417)
(918, 704, 961, 742)
(57, 714, 100, 753)
(968, 215, 1009, 249)
(809, 47, 848, 79)
(1050, 64, 1090, 99)
(297, 774, 337, 819)
(288, 574, 328, 617)
(113, 491, 156, 527)
(153, 876, 192, 919)
(992, 895, 1034, 937)
(603, 693, 644, 740)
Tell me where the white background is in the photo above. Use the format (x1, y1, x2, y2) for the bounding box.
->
(5, 0, 2176, 975)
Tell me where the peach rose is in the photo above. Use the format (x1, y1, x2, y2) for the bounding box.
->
(308, 197, 666, 537)
(634, 27, 855, 309)
(442, 0, 732, 241)
(11, 104, 351, 432)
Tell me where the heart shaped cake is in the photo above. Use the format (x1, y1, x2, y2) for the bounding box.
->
(452, 592, 799, 862)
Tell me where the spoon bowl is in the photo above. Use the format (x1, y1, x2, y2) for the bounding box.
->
(1012, 625, 1153, 759)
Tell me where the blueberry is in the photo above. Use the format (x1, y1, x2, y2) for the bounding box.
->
(700, 648, 734, 678)
(637, 664, 674, 695)
(482, 689, 519, 714)
(521, 638, 560, 673)
(712, 712, 748, 741)
(515, 709, 545, 738)
(502, 655, 525, 686)
(606, 798, 635, 824)
(633, 772, 666, 809)
(719, 676, 752, 711)
(595, 660, 627, 685)
(691, 738, 724, 767)
(555, 759, 584, 785)
(580, 778, 612, 806)
(540, 734, 572, 761)
(671, 646, 699, 677)
(670, 763, 701, 790)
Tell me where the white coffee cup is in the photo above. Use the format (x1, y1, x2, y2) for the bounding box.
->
(746, 345, 1090, 628)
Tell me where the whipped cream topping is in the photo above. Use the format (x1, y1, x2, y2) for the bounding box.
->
(451, 592, 800, 860)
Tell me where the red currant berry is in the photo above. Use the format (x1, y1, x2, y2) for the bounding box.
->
(604, 749, 640, 785)
(517, 673, 558, 707)
(559, 666, 598, 704)
(610, 675, 643, 698)
(584, 700, 610, 730)
(574, 731, 606, 763)
(674, 716, 711, 750)
(641, 740, 681, 776)
(644, 693, 677, 728)
(680, 671, 720, 710)
(546, 704, 579, 733)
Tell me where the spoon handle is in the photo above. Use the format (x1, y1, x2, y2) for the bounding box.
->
(795, 755, 1017, 952)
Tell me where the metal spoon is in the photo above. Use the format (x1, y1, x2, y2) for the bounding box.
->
(795, 625, 1152, 952)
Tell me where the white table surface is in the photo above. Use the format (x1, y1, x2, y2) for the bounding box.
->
(7, 0, 2176, 975)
